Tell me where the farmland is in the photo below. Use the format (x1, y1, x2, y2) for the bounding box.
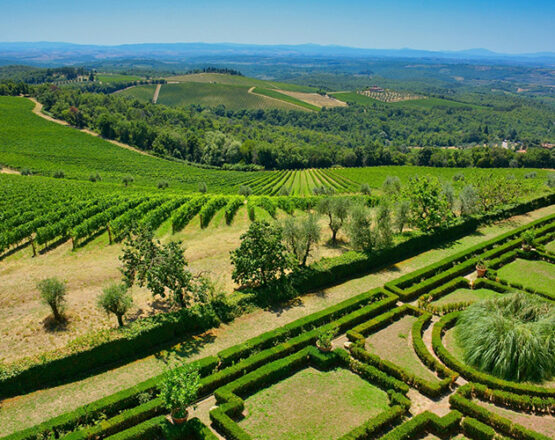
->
(121, 82, 304, 111)
(1, 69, 555, 440)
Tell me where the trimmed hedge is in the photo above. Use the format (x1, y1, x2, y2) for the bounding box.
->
(3, 290, 397, 440)
(210, 346, 409, 440)
(385, 209, 555, 300)
(452, 386, 552, 440)
(379, 410, 462, 440)
(0, 303, 220, 399)
(218, 288, 393, 367)
(432, 312, 555, 397)
(103, 416, 218, 440)
(347, 306, 456, 397)
(2, 356, 218, 440)
(462, 418, 496, 440)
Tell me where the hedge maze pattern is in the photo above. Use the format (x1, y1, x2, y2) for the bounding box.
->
(2, 213, 554, 440)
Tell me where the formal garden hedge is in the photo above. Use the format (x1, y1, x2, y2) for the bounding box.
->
(209, 346, 411, 440)
(3, 198, 554, 440)
(347, 305, 457, 397)
(451, 384, 553, 440)
(2, 289, 398, 440)
(2, 194, 553, 399)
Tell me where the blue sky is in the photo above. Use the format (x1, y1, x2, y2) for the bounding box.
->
(1, 0, 553, 53)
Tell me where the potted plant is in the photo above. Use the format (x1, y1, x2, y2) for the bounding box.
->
(316, 329, 335, 352)
(521, 230, 535, 251)
(159, 364, 200, 424)
(476, 259, 487, 278)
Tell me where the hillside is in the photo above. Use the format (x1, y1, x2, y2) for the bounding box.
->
(0, 96, 257, 192)
(120, 72, 345, 111)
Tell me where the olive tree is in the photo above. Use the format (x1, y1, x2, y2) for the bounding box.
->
(394, 200, 410, 234)
(346, 203, 373, 251)
(375, 202, 393, 249)
(282, 214, 321, 266)
(317, 197, 351, 244)
(382, 176, 401, 196)
(37, 277, 67, 322)
(98, 283, 133, 327)
(459, 185, 479, 216)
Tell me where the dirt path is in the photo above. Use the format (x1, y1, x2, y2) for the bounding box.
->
(0, 205, 554, 435)
(0, 167, 20, 175)
(27, 97, 153, 157)
(152, 83, 161, 104)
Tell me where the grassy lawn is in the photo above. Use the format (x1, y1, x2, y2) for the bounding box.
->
(432, 288, 501, 306)
(238, 367, 389, 440)
(366, 315, 439, 382)
(497, 259, 555, 293)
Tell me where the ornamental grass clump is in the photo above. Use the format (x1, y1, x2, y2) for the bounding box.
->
(456, 292, 554, 382)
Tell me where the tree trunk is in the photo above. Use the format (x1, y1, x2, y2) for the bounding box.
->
(107, 225, 113, 245)
(31, 237, 37, 257)
(331, 228, 337, 244)
(117, 314, 124, 327)
(52, 305, 61, 322)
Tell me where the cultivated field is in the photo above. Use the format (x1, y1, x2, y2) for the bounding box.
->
(0, 88, 554, 440)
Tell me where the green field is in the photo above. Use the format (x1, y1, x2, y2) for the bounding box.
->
(116, 84, 156, 101)
(120, 73, 320, 110)
(166, 72, 317, 92)
(96, 73, 143, 83)
(251, 87, 319, 111)
(333, 165, 550, 194)
(0, 96, 257, 191)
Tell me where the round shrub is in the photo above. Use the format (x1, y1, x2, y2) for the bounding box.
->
(456, 292, 554, 382)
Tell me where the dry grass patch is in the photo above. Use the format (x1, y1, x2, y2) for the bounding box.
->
(366, 315, 440, 383)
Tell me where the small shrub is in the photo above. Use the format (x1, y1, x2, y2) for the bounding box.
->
(157, 180, 169, 189)
(88, 173, 101, 182)
(97, 283, 133, 327)
(238, 185, 253, 196)
(159, 364, 200, 419)
(360, 183, 372, 195)
(37, 277, 67, 322)
(21, 168, 32, 176)
(198, 182, 207, 193)
(122, 175, 134, 186)
(278, 186, 290, 196)
(53, 170, 65, 179)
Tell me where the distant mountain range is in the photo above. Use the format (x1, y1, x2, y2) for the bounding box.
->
(1, 42, 554, 66)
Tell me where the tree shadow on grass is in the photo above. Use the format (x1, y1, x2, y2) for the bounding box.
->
(42, 315, 69, 332)
(154, 332, 216, 364)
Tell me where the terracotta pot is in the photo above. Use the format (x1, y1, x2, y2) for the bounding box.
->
(316, 340, 332, 352)
(476, 267, 487, 278)
(171, 409, 188, 425)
